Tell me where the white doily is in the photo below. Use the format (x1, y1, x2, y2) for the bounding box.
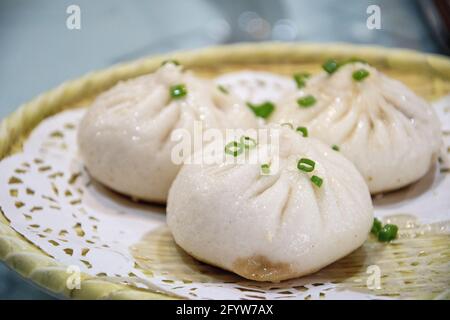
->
(215, 71, 296, 104)
(0, 79, 449, 300)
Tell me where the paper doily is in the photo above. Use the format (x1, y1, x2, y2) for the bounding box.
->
(0, 79, 449, 300)
(215, 70, 296, 105)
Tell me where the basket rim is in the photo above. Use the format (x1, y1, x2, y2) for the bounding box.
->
(1, 42, 449, 300)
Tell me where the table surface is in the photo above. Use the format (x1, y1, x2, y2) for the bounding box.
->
(0, 0, 445, 299)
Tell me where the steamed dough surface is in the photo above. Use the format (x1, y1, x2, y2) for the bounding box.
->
(167, 126, 373, 281)
(271, 63, 442, 193)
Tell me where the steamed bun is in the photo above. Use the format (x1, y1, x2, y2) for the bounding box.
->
(78, 63, 257, 203)
(271, 62, 442, 193)
(215, 70, 296, 105)
(167, 125, 373, 282)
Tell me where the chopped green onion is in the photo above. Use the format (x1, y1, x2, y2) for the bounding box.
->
(297, 158, 315, 173)
(352, 69, 370, 81)
(322, 59, 339, 74)
(296, 126, 308, 137)
(293, 72, 310, 88)
(247, 101, 275, 119)
(161, 59, 180, 66)
(297, 95, 316, 108)
(371, 218, 382, 236)
(240, 136, 257, 149)
(378, 224, 398, 242)
(322, 58, 368, 75)
(310, 175, 323, 188)
(170, 84, 187, 99)
(281, 123, 294, 130)
(218, 85, 229, 94)
(371, 218, 399, 243)
(224, 141, 243, 157)
(261, 163, 270, 175)
(332, 144, 340, 151)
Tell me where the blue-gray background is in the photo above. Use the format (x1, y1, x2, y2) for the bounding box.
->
(0, 0, 444, 299)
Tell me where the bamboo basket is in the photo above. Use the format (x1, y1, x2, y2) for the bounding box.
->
(0, 43, 449, 300)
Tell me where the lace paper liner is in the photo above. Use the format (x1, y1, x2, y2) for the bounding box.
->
(0, 72, 449, 300)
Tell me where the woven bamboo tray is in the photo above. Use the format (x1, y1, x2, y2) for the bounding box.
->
(0, 43, 449, 300)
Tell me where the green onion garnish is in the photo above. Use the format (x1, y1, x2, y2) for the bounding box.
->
(225, 141, 243, 157)
(378, 224, 398, 242)
(247, 101, 275, 119)
(352, 69, 370, 81)
(370, 218, 398, 242)
(322, 58, 368, 75)
(293, 72, 311, 89)
(322, 59, 339, 74)
(371, 218, 382, 236)
(332, 144, 340, 151)
(310, 175, 323, 188)
(170, 84, 187, 99)
(281, 123, 294, 130)
(297, 158, 315, 173)
(261, 163, 270, 175)
(161, 59, 180, 66)
(218, 85, 229, 94)
(296, 126, 308, 137)
(240, 136, 257, 149)
(297, 95, 316, 108)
